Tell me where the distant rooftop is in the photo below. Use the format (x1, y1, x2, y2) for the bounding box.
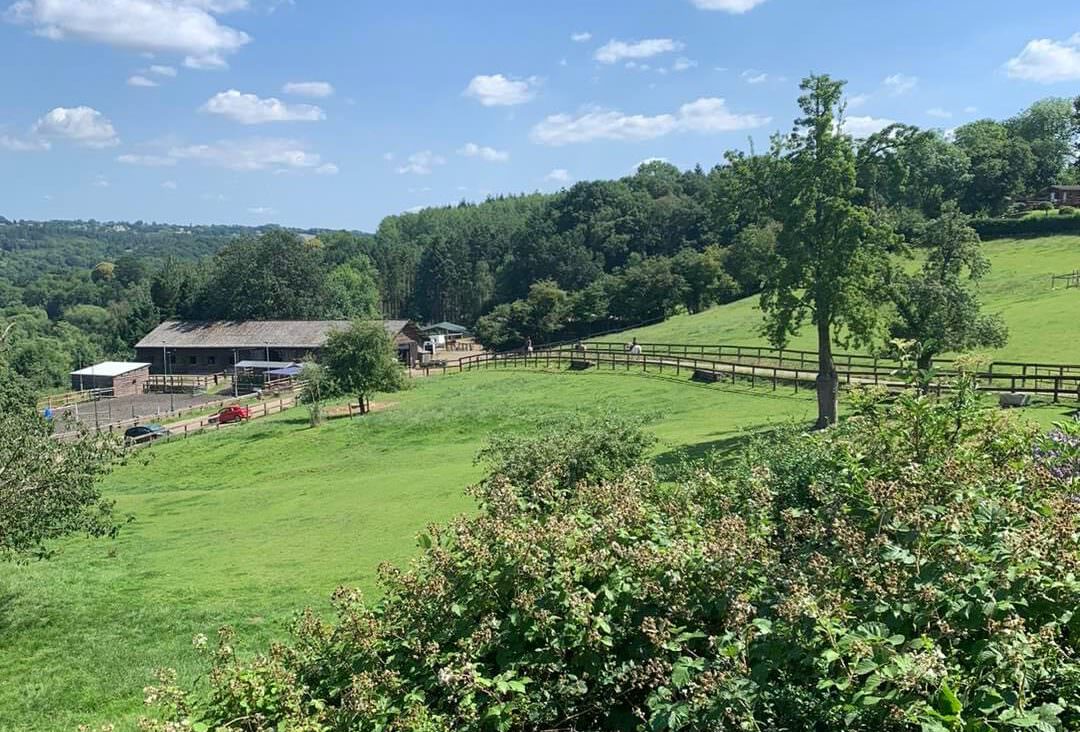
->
(135, 320, 412, 349)
(70, 361, 150, 377)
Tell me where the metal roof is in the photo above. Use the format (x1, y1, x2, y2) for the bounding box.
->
(234, 360, 297, 369)
(70, 361, 151, 377)
(421, 321, 469, 334)
(135, 320, 412, 349)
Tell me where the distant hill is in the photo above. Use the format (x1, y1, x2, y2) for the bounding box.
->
(614, 234, 1080, 364)
(0, 218, 368, 284)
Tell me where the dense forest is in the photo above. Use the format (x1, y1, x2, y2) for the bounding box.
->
(2, 94, 1079, 390)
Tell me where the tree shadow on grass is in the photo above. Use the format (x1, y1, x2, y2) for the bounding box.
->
(652, 421, 807, 474)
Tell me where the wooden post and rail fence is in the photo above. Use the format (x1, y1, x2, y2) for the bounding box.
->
(437, 344, 1080, 403)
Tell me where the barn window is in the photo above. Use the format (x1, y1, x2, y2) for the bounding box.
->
(207, 356, 216, 366)
(189, 356, 197, 365)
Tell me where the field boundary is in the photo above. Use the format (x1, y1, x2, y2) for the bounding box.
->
(446, 348, 1080, 402)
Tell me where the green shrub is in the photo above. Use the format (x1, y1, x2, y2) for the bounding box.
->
(1034, 201, 1055, 211)
(1059, 206, 1077, 216)
(973, 215, 1080, 239)
(141, 383, 1080, 732)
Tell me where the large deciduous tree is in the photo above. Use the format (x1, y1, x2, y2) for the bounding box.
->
(321, 321, 406, 414)
(761, 74, 895, 429)
(888, 204, 1008, 373)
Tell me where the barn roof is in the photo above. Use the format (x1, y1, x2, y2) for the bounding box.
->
(71, 361, 151, 377)
(135, 320, 412, 349)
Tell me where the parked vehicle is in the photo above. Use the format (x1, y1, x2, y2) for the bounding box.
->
(216, 405, 252, 424)
(124, 424, 169, 443)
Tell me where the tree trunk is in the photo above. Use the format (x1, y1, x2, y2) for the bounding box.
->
(916, 352, 933, 395)
(358, 392, 367, 415)
(815, 316, 838, 430)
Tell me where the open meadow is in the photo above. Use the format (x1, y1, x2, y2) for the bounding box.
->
(615, 236, 1080, 364)
(0, 368, 818, 732)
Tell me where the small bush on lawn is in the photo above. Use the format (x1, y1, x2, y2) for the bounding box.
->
(140, 383, 1080, 732)
(1059, 205, 1077, 216)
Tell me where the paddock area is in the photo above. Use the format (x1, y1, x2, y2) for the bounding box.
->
(50, 390, 224, 431)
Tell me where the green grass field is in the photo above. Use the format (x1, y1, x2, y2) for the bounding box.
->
(0, 368, 819, 732)
(616, 235, 1080, 364)
(4, 235, 1078, 731)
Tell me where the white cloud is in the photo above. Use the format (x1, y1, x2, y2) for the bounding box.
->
(742, 69, 768, 84)
(1005, 35, 1080, 83)
(463, 74, 538, 106)
(531, 97, 769, 146)
(405, 205, 425, 214)
(117, 152, 176, 166)
(248, 205, 275, 215)
(168, 137, 332, 172)
(594, 38, 683, 64)
(5, 0, 252, 69)
(32, 106, 118, 147)
(148, 64, 176, 76)
(202, 89, 325, 124)
(678, 97, 770, 132)
(457, 142, 509, 162)
(127, 74, 158, 87)
(883, 73, 918, 95)
(315, 162, 338, 175)
(0, 133, 50, 151)
(161, 179, 177, 189)
(843, 115, 895, 137)
(847, 93, 870, 109)
(570, 31, 591, 42)
(672, 57, 697, 72)
(93, 174, 109, 187)
(635, 157, 669, 171)
(689, 0, 767, 12)
(396, 150, 446, 175)
(545, 168, 571, 183)
(382, 151, 395, 161)
(282, 80, 334, 97)
(926, 107, 952, 119)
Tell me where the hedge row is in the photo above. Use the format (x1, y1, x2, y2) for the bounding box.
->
(974, 215, 1080, 239)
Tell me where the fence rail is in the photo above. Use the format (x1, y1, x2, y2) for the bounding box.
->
(572, 341, 1080, 381)
(444, 348, 1080, 403)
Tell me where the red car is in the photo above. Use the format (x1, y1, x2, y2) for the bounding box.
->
(216, 405, 252, 424)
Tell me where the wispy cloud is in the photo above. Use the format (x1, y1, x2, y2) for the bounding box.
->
(531, 97, 769, 146)
(457, 142, 509, 162)
(594, 38, 683, 64)
(201, 89, 325, 124)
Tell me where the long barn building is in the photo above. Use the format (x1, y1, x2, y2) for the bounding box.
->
(134, 320, 422, 375)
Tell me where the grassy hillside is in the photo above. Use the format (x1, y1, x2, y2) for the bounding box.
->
(0, 369, 818, 732)
(616, 235, 1080, 364)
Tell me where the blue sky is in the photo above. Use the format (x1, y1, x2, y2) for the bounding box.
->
(2, 0, 1079, 231)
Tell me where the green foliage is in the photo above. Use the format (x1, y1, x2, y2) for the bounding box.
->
(321, 321, 407, 413)
(298, 359, 335, 426)
(143, 380, 1080, 732)
(474, 414, 656, 511)
(0, 355, 124, 560)
(889, 204, 1008, 368)
(973, 215, 1080, 239)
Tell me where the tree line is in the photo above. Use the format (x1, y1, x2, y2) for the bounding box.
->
(1, 87, 1078, 399)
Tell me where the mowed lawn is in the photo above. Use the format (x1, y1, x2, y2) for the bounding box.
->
(0, 369, 817, 732)
(617, 236, 1080, 364)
